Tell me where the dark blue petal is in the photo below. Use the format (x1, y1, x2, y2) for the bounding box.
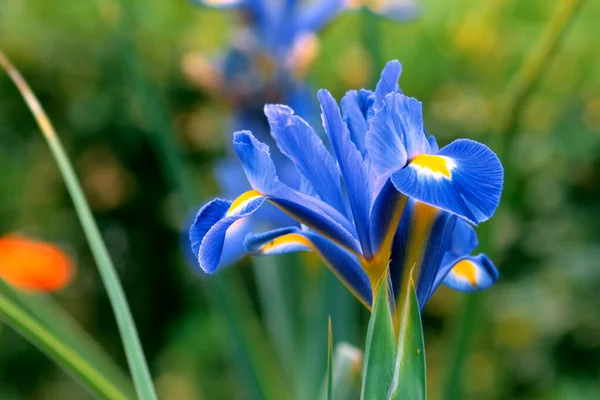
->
(245, 227, 373, 308)
(374, 60, 403, 110)
(233, 130, 362, 255)
(388, 201, 457, 311)
(264, 104, 347, 214)
(319, 89, 373, 258)
(369, 179, 407, 257)
(442, 254, 499, 292)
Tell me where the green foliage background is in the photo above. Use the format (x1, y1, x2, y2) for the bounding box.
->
(1, 0, 599, 398)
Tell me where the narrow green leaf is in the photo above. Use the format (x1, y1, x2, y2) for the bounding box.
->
(0, 291, 134, 400)
(361, 274, 396, 400)
(387, 280, 426, 400)
(0, 50, 157, 400)
(0, 278, 135, 397)
(326, 317, 333, 400)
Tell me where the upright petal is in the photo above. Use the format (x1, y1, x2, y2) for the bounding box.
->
(341, 90, 369, 155)
(373, 60, 402, 110)
(319, 89, 373, 258)
(391, 139, 503, 224)
(245, 227, 373, 308)
(264, 104, 347, 214)
(233, 130, 362, 254)
(366, 97, 408, 178)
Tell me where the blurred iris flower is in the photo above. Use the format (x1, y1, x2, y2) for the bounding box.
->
(190, 60, 503, 313)
(185, 0, 418, 268)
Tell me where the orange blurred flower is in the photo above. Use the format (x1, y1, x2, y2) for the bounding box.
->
(0, 235, 73, 292)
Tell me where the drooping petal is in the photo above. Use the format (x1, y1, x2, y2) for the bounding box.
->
(318, 89, 373, 258)
(373, 60, 402, 110)
(245, 227, 373, 308)
(264, 104, 347, 214)
(190, 196, 266, 273)
(296, 0, 346, 33)
(233, 130, 362, 254)
(391, 139, 503, 224)
(442, 254, 499, 292)
(447, 219, 478, 258)
(0, 235, 73, 292)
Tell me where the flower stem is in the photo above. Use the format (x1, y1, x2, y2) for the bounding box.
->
(443, 1, 587, 398)
(0, 50, 157, 400)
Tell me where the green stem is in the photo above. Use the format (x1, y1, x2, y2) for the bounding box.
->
(0, 292, 132, 400)
(443, 1, 587, 398)
(0, 50, 157, 400)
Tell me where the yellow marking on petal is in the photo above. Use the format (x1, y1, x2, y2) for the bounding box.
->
(260, 233, 311, 253)
(452, 259, 478, 286)
(227, 189, 263, 216)
(263, 233, 372, 310)
(410, 154, 453, 178)
(365, 194, 408, 290)
(395, 202, 438, 332)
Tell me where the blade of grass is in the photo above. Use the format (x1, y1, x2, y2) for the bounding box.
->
(0, 290, 133, 400)
(0, 50, 157, 400)
(443, 1, 587, 399)
(112, 3, 291, 395)
(0, 278, 135, 396)
(326, 317, 333, 400)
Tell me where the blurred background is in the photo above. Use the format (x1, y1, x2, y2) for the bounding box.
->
(1, 0, 599, 399)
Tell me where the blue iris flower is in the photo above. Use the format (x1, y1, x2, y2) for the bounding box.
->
(190, 60, 503, 314)
(187, 0, 418, 270)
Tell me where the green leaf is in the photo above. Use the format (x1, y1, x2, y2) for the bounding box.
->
(0, 287, 134, 400)
(319, 341, 364, 400)
(387, 280, 426, 400)
(0, 279, 135, 397)
(361, 274, 396, 400)
(0, 50, 157, 400)
(326, 317, 333, 400)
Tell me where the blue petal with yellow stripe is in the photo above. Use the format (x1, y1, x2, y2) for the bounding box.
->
(245, 226, 373, 307)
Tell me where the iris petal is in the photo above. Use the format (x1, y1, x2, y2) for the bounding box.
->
(245, 227, 373, 308)
(233, 130, 362, 254)
(442, 254, 499, 292)
(373, 60, 402, 110)
(319, 89, 373, 258)
(190, 197, 266, 273)
(264, 104, 347, 215)
(341, 90, 369, 156)
(369, 179, 407, 258)
(388, 201, 457, 311)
